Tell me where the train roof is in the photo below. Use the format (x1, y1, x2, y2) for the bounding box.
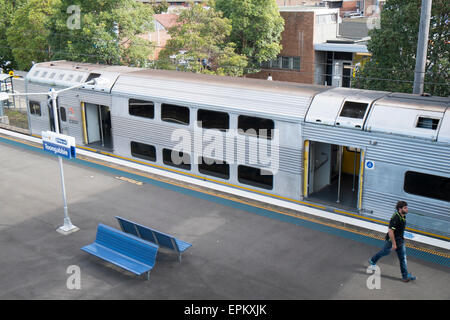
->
(25, 61, 450, 142)
(112, 68, 328, 121)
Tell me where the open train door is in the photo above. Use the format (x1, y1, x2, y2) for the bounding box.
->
(304, 140, 362, 210)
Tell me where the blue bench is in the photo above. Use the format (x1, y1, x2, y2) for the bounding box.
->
(81, 223, 159, 280)
(116, 216, 192, 263)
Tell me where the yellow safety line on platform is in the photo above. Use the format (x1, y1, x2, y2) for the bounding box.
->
(2, 132, 450, 250)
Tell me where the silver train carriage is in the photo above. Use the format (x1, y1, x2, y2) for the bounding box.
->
(23, 61, 450, 240)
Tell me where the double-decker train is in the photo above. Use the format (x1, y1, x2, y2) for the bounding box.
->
(22, 61, 450, 240)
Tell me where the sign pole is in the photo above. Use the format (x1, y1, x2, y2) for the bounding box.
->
(50, 88, 78, 234)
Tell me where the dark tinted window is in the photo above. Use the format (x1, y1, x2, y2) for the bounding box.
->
(163, 148, 191, 170)
(404, 171, 450, 202)
(339, 101, 368, 119)
(198, 157, 230, 180)
(161, 104, 190, 125)
(29, 101, 41, 116)
(131, 141, 156, 162)
(197, 109, 229, 131)
(238, 115, 274, 140)
(129, 99, 154, 119)
(60, 107, 67, 122)
(238, 165, 273, 190)
(416, 117, 440, 130)
(86, 73, 101, 83)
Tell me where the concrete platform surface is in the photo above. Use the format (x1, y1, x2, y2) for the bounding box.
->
(0, 140, 449, 300)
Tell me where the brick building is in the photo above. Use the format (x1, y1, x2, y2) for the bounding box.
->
(247, 6, 340, 85)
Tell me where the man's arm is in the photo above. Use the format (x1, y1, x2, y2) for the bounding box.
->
(388, 228, 397, 250)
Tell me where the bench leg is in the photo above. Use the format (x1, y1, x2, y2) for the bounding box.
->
(178, 253, 181, 263)
(147, 271, 150, 281)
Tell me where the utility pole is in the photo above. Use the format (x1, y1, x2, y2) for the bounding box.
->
(413, 0, 432, 95)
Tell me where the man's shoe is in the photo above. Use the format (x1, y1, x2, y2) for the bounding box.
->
(368, 259, 376, 270)
(402, 274, 417, 282)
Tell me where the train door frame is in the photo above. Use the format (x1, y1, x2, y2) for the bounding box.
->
(303, 140, 364, 210)
(81, 102, 112, 150)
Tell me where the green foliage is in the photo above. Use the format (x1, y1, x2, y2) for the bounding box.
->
(215, 0, 284, 73)
(0, 0, 22, 71)
(5, 0, 58, 71)
(48, 0, 155, 67)
(158, 2, 247, 76)
(150, 0, 169, 14)
(352, 0, 449, 97)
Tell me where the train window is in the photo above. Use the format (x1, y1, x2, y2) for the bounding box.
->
(66, 74, 74, 82)
(58, 73, 65, 80)
(33, 71, 40, 77)
(198, 157, 230, 180)
(238, 115, 274, 140)
(41, 71, 48, 78)
(163, 148, 191, 170)
(404, 171, 450, 202)
(238, 165, 273, 190)
(29, 101, 41, 116)
(339, 101, 368, 119)
(49, 73, 56, 79)
(161, 104, 190, 125)
(197, 109, 229, 131)
(60, 107, 67, 122)
(129, 99, 155, 119)
(131, 141, 156, 162)
(416, 117, 440, 130)
(76, 75, 83, 82)
(86, 73, 101, 83)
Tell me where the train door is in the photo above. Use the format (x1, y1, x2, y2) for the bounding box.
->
(305, 141, 361, 209)
(83, 103, 112, 150)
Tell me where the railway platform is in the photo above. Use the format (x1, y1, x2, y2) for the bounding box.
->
(0, 132, 449, 300)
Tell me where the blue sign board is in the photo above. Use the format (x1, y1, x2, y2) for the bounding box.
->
(43, 141, 76, 159)
(42, 131, 76, 159)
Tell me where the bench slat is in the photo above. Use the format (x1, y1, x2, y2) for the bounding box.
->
(82, 243, 152, 275)
(82, 224, 159, 278)
(115, 216, 192, 261)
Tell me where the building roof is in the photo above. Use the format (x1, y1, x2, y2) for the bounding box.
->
(154, 14, 179, 30)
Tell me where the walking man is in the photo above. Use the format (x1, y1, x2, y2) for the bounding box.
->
(369, 201, 417, 282)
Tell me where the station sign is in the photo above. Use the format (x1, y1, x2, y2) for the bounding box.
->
(42, 131, 76, 159)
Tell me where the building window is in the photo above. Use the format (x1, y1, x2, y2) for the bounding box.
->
(60, 107, 67, 122)
(131, 141, 156, 162)
(339, 101, 369, 119)
(161, 103, 190, 125)
(198, 157, 230, 180)
(238, 165, 273, 190)
(29, 101, 41, 116)
(404, 171, 450, 202)
(293, 57, 301, 70)
(197, 109, 229, 131)
(163, 148, 191, 170)
(282, 57, 290, 69)
(238, 115, 274, 140)
(262, 56, 301, 71)
(129, 98, 155, 119)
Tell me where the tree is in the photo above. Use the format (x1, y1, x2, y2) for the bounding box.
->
(158, 2, 247, 76)
(352, 0, 449, 97)
(6, 0, 59, 71)
(0, 0, 26, 71)
(150, 0, 169, 14)
(48, 0, 155, 67)
(215, 0, 284, 73)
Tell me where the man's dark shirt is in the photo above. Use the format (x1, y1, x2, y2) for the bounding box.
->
(385, 211, 406, 242)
